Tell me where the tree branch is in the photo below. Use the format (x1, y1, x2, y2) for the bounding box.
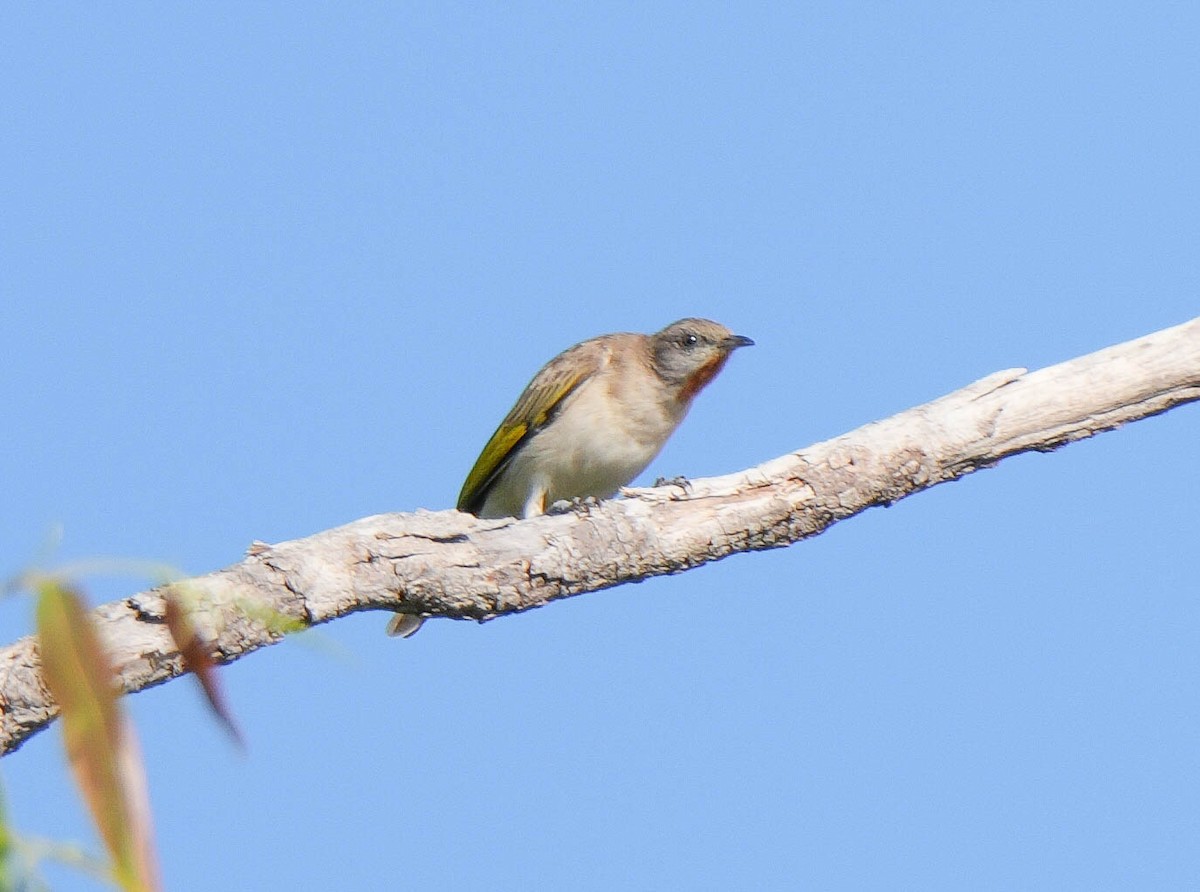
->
(2, 316, 1197, 755)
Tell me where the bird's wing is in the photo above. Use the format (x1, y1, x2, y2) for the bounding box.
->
(457, 339, 608, 515)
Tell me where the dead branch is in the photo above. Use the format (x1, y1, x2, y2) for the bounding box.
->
(2, 315, 1197, 755)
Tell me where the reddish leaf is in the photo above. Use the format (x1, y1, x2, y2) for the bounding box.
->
(163, 590, 244, 747)
(36, 580, 161, 892)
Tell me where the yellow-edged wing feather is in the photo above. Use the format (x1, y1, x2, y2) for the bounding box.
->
(457, 340, 606, 515)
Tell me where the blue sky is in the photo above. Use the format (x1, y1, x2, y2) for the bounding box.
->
(2, 3, 1198, 889)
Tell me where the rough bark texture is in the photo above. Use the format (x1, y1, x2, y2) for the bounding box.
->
(2, 316, 1197, 755)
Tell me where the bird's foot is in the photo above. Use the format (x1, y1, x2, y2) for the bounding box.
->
(547, 495, 603, 515)
(653, 475, 693, 494)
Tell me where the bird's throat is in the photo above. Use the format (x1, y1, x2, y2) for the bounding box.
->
(678, 354, 730, 404)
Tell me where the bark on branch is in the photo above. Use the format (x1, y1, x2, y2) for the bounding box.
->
(2, 316, 1198, 755)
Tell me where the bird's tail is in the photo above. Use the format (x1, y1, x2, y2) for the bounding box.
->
(385, 613, 424, 638)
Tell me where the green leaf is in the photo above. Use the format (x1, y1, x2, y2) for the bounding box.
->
(0, 784, 12, 892)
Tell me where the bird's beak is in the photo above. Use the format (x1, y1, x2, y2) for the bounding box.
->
(723, 334, 755, 351)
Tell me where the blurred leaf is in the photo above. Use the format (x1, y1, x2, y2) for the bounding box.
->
(16, 835, 113, 891)
(234, 596, 307, 636)
(35, 580, 160, 892)
(163, 589, 244, 747)
(0, 784, 12, 892)
(232, 596, 353, 663)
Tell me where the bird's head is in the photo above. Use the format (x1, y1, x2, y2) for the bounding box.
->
(649, 318, 754, 403)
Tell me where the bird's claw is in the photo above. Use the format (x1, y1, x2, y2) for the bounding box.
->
(547, 495, 602, 515)
(653, 475, 693, 494)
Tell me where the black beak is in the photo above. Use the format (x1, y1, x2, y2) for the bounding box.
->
(723, 334, 755, 350)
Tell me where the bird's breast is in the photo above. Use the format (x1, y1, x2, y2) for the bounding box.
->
(488, 372, 680, 515)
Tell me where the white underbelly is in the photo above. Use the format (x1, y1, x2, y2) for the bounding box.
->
(478, 376, 678, 518)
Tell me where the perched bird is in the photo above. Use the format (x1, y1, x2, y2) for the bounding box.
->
(386, 317, 753, 637)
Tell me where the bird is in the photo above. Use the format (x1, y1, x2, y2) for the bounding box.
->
(386, 317, 754, 637)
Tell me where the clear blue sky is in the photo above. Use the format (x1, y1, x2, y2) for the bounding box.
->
(2, 4, 1198, 890)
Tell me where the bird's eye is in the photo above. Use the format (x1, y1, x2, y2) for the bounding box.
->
(681, 333, 699, 348)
